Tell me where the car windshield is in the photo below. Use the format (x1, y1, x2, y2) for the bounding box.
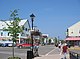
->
(20, 41, 31, 44)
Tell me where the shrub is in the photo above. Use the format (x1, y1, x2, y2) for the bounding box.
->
(8, 57, 21, 59)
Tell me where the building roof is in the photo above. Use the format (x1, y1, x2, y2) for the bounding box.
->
(68, 21, 80, 29)
(0, 19, 28, 29)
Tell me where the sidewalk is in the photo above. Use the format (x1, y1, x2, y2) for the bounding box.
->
(34, 47, 70, 59)
(34, 46, 80, 59)
(34, 54, 69, 59)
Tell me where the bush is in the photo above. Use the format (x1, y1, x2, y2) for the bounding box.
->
(8, 57, 21, 59)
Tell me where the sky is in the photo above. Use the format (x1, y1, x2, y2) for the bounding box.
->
(0, 0, 80, 39)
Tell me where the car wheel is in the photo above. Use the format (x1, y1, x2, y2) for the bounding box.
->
(19, 46, 22, 48)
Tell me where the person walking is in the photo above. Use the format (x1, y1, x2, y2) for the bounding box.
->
(61, 43, 68, 59)
(58, 43, 61, 49)
(58, 43, 62, 55)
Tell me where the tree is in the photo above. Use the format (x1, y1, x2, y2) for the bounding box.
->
(3, 9, 23, 58)
(54, 37, 58, 44)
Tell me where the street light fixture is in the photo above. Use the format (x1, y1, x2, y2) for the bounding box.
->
(30, 13, 35, 58)
(30, 13, 35, 30)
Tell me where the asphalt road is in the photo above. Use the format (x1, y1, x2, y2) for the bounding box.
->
(0, 45, 55, 59)
(0, 47, 28, 59)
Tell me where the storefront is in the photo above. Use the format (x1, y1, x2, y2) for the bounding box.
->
(65, 37, 80, 46)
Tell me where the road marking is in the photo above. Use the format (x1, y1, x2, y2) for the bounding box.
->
(45, 47, 57, 56)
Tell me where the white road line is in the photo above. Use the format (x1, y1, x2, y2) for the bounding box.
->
(45, 47, 57, 56)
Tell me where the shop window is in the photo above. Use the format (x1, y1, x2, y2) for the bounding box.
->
(25, 28, 27, 31)
(21, 32, 24, 36)
(1, 32, 3, 36)
(26, 34, 29, 36)
(17, 34, 19, 36)
(8, 33, 9, 36)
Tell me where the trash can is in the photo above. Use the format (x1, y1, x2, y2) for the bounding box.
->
(27, 51, 34, 59)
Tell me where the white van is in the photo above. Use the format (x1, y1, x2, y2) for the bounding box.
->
(0, 40, 16, 47)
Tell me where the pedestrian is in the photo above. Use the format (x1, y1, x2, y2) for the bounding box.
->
(58, 43, 61, 49)
(58, 43, 62, 54)
(61, 43, 68, 59)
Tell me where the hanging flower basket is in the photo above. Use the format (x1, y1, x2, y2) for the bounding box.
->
(31, 31, 41, 36)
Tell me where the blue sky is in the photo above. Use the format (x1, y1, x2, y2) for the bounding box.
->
(0, 0, 80, 39)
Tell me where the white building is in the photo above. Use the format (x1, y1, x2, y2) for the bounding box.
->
(41, 34, 48, 44)
(66, 21, 80, 46)
(66, 21, 80, 37)
(0, 19, 30, 43)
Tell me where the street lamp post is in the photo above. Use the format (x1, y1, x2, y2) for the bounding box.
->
(30, 13, 35, 58)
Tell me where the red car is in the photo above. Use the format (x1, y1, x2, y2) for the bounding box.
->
(17, 43, 32, 48)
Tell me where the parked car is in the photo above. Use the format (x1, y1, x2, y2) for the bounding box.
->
(0, 43, 3, 47)
(0, 40, 16, 47)
(17, 43, 32, 48)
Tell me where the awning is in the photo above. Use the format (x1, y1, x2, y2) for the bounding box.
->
(65, 37, 80, 41)
(0, 37, 10, 40)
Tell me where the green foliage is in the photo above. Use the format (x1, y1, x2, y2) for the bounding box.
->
(3, 9, 23, 59)
(8, 57, 21, 59)
(3, 9, 23, 42)
(54, 37, 58, 44)
(60, 40, 64, 44)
